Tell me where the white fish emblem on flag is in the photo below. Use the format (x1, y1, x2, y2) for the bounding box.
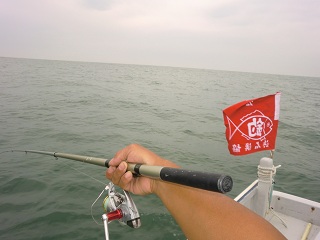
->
(226, 110, 273, 141)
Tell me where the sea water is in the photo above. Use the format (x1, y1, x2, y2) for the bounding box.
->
(0, 57, 319, 239)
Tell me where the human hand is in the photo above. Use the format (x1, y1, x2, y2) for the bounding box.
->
(106, 144, 178, 195)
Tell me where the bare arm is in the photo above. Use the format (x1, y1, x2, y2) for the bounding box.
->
(106, 144, 285, 240)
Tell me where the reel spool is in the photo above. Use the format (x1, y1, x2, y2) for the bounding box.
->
(102, 183, 141, 228)
(92, 182, 141, 240)
(103, 192, 124, 213)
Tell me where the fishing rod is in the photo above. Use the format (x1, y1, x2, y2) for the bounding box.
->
(4, 149, 233, 239)
(9, 150, 233, 193)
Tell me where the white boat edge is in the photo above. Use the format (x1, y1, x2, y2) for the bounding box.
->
(235, 158, 320, 240)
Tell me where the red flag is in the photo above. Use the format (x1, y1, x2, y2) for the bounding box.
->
(223, 92, 281, 156)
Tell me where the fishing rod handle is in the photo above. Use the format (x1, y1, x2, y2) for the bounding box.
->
(126, 164, 233, 193)
(160, 168, 233, 193)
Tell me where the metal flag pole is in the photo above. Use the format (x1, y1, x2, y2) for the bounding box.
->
(10, 150, 233, 193)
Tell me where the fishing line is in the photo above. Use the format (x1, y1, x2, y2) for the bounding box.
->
(59, 160, 111, 226)
(91, 185, 110, 226)
(58, 160, 107, 186)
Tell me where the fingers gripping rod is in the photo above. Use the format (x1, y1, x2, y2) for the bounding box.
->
(11, 150, 233, 193)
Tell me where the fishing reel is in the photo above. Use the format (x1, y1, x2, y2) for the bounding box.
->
(92, 182, 141, 240)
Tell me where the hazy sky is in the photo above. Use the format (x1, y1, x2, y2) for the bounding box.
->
(1, 0, 319, 77)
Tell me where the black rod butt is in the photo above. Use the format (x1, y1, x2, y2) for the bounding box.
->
(159, 168, 233, 193)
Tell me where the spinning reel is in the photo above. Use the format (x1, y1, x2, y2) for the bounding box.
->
(92, 182, 141, 240)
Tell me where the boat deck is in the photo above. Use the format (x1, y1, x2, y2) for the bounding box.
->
(236, 181, 320, 240)
(267, 191, 320, 239)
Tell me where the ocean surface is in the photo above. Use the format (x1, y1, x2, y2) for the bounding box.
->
(0, 57, 319, 240)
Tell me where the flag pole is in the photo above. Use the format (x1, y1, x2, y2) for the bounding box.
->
(270, 150, 274, 159)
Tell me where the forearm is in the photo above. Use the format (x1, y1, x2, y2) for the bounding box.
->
(153, 181, 286, 240)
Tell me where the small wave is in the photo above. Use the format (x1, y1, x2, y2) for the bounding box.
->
(1, 177, 47, 194)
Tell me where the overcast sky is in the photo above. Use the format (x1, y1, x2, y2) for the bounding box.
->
(0, 0, 319, 77)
